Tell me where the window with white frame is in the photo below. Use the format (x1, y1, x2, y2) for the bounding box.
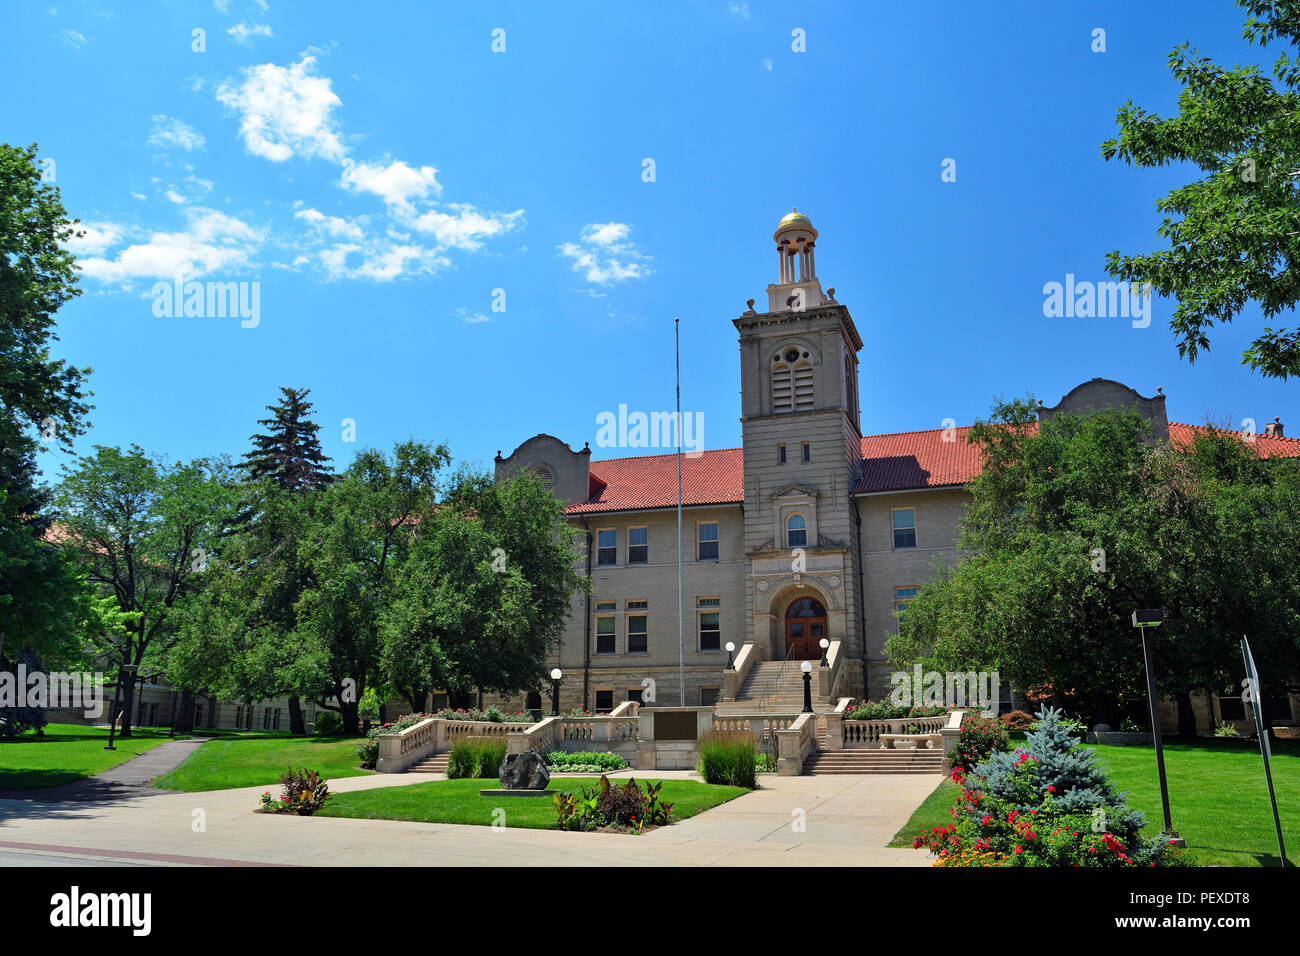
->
(628, 526, 648, 564)
(786, 513, 807, 548)
(892, 508, 916, 549)
(697, 522, 719, 561)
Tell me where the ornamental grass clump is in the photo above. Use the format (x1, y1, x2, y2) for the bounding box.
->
(698, 731, 759, 788)
(913, 707, 1182, 868)
(446, 738, 508, 779)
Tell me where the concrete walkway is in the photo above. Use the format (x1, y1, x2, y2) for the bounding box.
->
(0, 737, 206, 803)
(0, 767, 941, 867)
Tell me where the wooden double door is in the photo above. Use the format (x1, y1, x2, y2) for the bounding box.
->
(785, 597, 827, 660)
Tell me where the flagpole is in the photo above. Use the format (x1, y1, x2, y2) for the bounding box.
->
(676, 316, 684, 707)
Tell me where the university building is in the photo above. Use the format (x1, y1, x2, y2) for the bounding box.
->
(489, 209, 1299, 726)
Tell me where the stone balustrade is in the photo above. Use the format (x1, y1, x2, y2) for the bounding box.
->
(723, 641, 760, 701)
(712, 713, 800, 744)
(375, 716, 533, 772)
(840, 715, 949, 749)
(817, 640, 842, 699)
(776, 712, 817, 775)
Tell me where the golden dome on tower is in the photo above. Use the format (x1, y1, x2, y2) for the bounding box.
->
(775, 207, 817, 240)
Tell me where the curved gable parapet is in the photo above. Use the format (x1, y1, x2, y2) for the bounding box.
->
(495, 434, 591, 506)
(1038, 378, 1169, 441)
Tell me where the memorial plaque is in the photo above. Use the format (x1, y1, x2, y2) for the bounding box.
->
(654, 710, 698, 741)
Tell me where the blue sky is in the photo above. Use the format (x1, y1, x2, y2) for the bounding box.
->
(6, 0, 1296, 481)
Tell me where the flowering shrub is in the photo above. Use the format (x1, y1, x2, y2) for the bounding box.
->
(552, 775, 673, 832)
(947, 713, 1010, 775)
(842, 699, 951, 721)
(912, 708, 1183, 868)
(432, 707, 533, 723)
(355, 736, 379, 769)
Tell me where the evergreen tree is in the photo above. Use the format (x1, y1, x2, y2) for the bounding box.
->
(241, 387, 332, 492)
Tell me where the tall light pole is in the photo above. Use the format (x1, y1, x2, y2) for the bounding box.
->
(1132, 609, 1184, 848)
(549, 668, 563, 717)
(800, 660, 814, 714)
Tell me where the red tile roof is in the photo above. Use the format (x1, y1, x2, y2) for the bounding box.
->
(567, 447, 744, 514)
(564, 420, 1300, 514)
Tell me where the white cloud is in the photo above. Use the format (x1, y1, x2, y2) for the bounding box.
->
(728, 2, 750, 18)
(339, 158, 440, 210)
(227, 22, 273, 45)
(165, 189, 187, 205)
(408, 204, 523, 251)
(558, 222, 652, 285)
(319, 241, 447, 281)
(213, 0, 229, 11)
(216, 55, 345, 163)
(59, 29, 86, 50)
(148, 115, 206, 151)
(75, 207, 264, 282)
(294, 206, 364, 241)
(760, 58, 774, 72)
(458, 308, 490, 324)
(64, 222, 123, 257)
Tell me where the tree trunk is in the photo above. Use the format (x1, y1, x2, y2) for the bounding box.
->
(288, 695, 305, 735)
(174, 689, 196, 733)
(340, 697, 360, 736)
(1174, 690, 1198, 738)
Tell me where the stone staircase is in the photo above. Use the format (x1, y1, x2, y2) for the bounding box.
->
(803, 748, 945, 775)
(715, 660, 827, 715)
(406, 752, 450, 774)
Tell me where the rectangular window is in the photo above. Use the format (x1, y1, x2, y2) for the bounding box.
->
(697, 522, 719, 561)
(597, 529, 617, 566)
(628, 687, 644, 704)
(892, 508, 917, 549)
(698, 598, 721, 651)
(895, 586, 920, 615)
(596, 616, 616, 654)
(595, 600, 617, 612)
(628, 526, 648, 564)
(626, 599, 648, 610)
(778, 443, 787, 464)
(699, 687, 721, 706)
(627, 614, 648, 653)
(801, 441, 810, 462)
(263, 708, 271, 730)
(595, 690, 614, 713)
(272, 708, 281, 730)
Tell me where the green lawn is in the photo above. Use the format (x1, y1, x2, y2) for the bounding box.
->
(889, 737, 1298, 866)
(0, 723, 174, 789)
(316, 777, 748, 829)
(153, 735, 371, 791)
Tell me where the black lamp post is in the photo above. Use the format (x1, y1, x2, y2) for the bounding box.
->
(819, 637, 830, 668)
(549, 668, 563, 717)
(724, 642, 736, 670)
(104, 663, 138, 751)
(1133, 609, 1184, 848)
(800, 660, 813, 713)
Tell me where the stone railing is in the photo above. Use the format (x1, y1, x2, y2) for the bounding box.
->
(609, 700, 640, 718)
(776, 712, 817, 775)
(375, 717, 439, 773)
(375, 717, 533, 772)
(510, 715, 560, 754)
(817, 640, 843, 699)
(723, 641, 760, 701)
(558, 714, 640, 744)
(712, 713, 801, 745)
(840, 715, 949, 749)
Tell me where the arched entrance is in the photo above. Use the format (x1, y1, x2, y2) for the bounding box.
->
(785, 597, 827, 660)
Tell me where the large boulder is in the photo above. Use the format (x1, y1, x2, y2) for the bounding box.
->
(498, 750, 551, 790)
